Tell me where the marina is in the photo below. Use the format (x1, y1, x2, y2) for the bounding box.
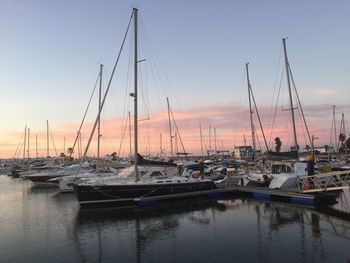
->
(2, 2, 350, 262)
(1, 174, 350, 262)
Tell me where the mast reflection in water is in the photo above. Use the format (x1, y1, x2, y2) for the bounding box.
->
(0, 176, 349, 263)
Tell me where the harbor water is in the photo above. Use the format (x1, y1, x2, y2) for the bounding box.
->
(1, 175, 349, 263)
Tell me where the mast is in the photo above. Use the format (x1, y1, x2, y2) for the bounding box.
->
(129, 111, 132, 158)
(209, 125, 211, 154)
(160, 133, 162, 158)
(283, 38, 298, 150)
(166, 97, 174, 158)
(63, 137, 66, 156)
(333, 105, 337, 153)
(339, 112, 346, 152)
(214, 127, 217, 154)
(23, 125, 27, 160)
(246, 63, 256, 162)
(36, 134, 38, 158)
(175, 132, 178, 155)
(27, 128, 30, 159)
(97, 64, 103, 160)
(47, 120, 49, 157)
(199, 124, 204, 157)
(133, 7, 139, 181)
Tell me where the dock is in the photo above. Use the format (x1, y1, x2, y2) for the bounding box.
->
(134, 185, 338, 209)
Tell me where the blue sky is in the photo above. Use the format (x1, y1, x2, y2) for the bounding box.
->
(1, 0, 350, 157)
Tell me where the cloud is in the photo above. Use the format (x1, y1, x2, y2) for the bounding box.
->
(1, 103, 350, 158)
(312, 87, 337, 96)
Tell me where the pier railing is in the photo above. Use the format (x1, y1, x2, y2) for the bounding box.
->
(297, 170, 350, 193)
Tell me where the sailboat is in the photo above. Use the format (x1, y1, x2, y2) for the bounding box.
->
(72, 8, 217, 208)
(245, 39, 311, 189)
(243, 63, 272, 186)
(266, 38, 311, 189)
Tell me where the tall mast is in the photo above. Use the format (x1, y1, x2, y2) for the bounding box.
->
(166, 97, 174, 158)
(97, 64, 103, 160)
(23, 125, 27, 160)
(63, 137, 66, 156)
(199, 124, 204, 158)
(209, 125, 211, 154)
(246, 63, 256, 162)
(128, 111, 132, 157)
(36, 134, 38, 158)
(332, 105, 337, 152)
(27, 128, 30, 159)
(160, 133, 162, 158)
(47, 120, 49, 157)
(283, 38, 298, 150)
(133, 8, 139, 180)
(214, 127, 217, 154)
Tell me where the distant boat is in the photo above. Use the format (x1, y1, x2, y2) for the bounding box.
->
(265, 150, 299, 161)
(25, 163, 91, 186)
(72, 8, 217, 208)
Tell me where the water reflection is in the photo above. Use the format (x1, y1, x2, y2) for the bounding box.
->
(72, 201, 227, 262)
(71, 199, 350, 263)
(1, 175, 350, 263)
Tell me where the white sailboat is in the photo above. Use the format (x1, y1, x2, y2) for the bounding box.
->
(246, 39, 312, 189)
(267, 38, 312, 189)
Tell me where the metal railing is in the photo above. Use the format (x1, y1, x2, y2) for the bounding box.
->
(297, 170, 350, 193)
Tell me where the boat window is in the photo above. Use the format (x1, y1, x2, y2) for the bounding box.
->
(150, 171, 162, 177)
(272, 164, 292, 174)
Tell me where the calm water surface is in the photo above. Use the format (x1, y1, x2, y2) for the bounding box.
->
(1, 175, 350, 263)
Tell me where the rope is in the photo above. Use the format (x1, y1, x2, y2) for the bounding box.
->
(169, 102, 186, 154)
(289, 65, 312, 146)
(49, 129, 58, 157)
(75, 10, 134, 177)
(249, 81, 269, 151)
(69, 73, 100, 158)
(268, 70, 284, 149)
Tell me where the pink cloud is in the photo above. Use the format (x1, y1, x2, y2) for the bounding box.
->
(1, 103, 350, 159)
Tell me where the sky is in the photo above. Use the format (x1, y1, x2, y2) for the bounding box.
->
(1, 0, 350, 159)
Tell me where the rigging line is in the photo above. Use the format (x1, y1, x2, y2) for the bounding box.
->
(200, 125, 209, 154)
(13, 133, 25, 159)
(169, 104, 186, 154)
(297, 105, 307, 147)
(120, 30, 133, 123)
(117, 34, 133, 156)
(139, 66, 151, 120)
(330, 113, 334, 146)
(269, 43, 284, 129)
(75, 11, 133, 177)
(289, 65, 312, 146)
(139, 25, 165, 115)
(69, 73, 100, 158)
(254, 124, 263, 152)
(249, 82, 269, 151)
(117, 116, 129, 156)
(268, 70, 284, 149)
(139, 17, 198, 142)
(49, 129, 58, 157)
(139, 17, 171, 108)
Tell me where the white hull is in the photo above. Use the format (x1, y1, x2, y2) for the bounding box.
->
(268, 173, 298, 189)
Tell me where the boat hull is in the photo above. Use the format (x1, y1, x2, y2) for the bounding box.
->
(73, 181, 217, 208)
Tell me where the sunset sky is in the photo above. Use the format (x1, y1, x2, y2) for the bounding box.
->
(1, 0, 350, 159)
